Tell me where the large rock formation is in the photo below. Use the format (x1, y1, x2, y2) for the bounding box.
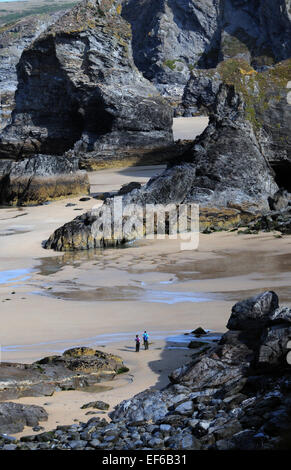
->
(121, 0, 220, 108)
(122, 0, 291, 107)
(0, 0, 173, 167)
(183, 58, 291, 165)
(45, 58, 291, 251)
(0, 11, 66, 130)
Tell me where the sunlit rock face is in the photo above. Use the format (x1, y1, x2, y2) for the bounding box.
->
(122, 0, 291, 108)
(0, 11, 65, 131)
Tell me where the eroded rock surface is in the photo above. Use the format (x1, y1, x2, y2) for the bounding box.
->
(122, 0, 291, 107)
(183, 58, 291, 165)
(0, 12, 66, 130)
(0, 402, 48, 434)
(0, 347, 124, 400)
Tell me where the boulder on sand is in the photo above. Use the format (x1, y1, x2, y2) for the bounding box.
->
(0, 347, 125, 400)
(0, 402, 48, 434)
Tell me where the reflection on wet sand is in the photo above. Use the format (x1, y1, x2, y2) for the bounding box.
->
(35, 286, 216, 303)
(33, 246, 291, 305)
(0, 268, 33, 285)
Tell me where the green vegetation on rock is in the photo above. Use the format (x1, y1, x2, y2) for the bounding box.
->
(163, 59, 184, 71)
(0, 2, 78, 26)
(213, 58, 291, 131)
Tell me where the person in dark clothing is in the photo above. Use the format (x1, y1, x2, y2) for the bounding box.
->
(143, 330, 149, 350)
(135, 334, 140, 352)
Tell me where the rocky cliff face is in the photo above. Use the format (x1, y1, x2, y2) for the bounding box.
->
(1, 0, 289, 209)
(122, 0, 291, 106)
(0, 0, 173, 165)
(122, 0, 220, 105)
(0, 0, 175, 204)
(0, 12, 66, 130)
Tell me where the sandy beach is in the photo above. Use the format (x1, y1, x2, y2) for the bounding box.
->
(173, 116, 209, 141)
(1, 117, 290, 438)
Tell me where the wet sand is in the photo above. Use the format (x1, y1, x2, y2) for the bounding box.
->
(10, 337, 195, 439)
(1, 208, 291, 437)
(1, 118, 290, 436)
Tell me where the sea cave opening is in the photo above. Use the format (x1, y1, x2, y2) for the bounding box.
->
(172, 116, 209, 141)
(271, 160, 291, 193)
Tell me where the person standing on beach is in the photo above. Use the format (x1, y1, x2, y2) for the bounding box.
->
(135, 334, 140, 352)
(143, 331, 149, 350)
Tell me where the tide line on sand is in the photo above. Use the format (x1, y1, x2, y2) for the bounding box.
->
(1, 329, 217, 354)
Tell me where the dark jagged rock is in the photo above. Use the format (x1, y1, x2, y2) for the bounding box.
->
(106, 291, 291, 448)
(241, 207, 291, 235)
(0, 155, 89, 205)
(181, 58, 291, 234)
(122, 0, 291, 107)
(0, 402, 48, 434)
(0, 0, 173, 165)
(191, 327, 207, 337)
(258, 325, 291, 367)
(81, 401, 110, 410)
(117, 181, 142, 196)
(227, 291, 279, 331)
(0, 347, 124, 400)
